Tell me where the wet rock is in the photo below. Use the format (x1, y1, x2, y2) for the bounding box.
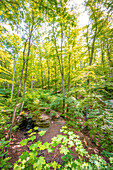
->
(18, 116, 28, 130)
(26, 118, 33, 130)
(18, 113, 50, 132)
(32, 114, 50, 129)
(38, 127, 49, 132)
(18, 115, 33, 131)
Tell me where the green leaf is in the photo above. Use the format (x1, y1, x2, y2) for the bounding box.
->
(60, 146, 69, 155)
(43, 142, 50, 149)
(47, 147, 54, 153)
(29, 132, 36, 136)
(34, 127, 39, 130)
(29, 143, 38, 151)
(38, 131, 46, 136)
(29, 151, 38, 159)
(19, 139, 28, 146)
(50, 161, 60, 170)
(33, 157, 46, 170)
(27, 129, 32, 133)
(19, 152, 29, 161)
(110, 157, 113, 164)
(30, 135, 36, 141)
(68, 140, 74, 147)
(36, 141, 42, 147)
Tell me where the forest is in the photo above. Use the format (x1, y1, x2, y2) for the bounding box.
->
(0, 0, 113, 169)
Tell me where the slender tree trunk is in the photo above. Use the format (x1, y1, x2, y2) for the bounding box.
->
(67, 54, 70, 112)
(86, 24, 90, 60)
(47, 58, 50, 89)
(52, 18, 65, 115)
(101, 44, 105, 75)
(62, 73, 65, 114)
(60, 22, 65, 115)
(89, 26, 97, 66)
(54, 59, 57, 92)
(8, 40, 27, 140)
(107, 39, 113, 77)
(40, 56, 43, 88)
(11, 56, 16, 100)
(86, 26, 97, 121)
(20, 32, 32, 112)
(44, 70, 46, 87)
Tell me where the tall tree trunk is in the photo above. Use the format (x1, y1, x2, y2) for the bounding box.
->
(86, 24, 90, 60)
(8, 40, 27, 140)
(52, 17, 65, 115)
(54, 59, 57, 92)
(107, 39, 113, 77)
(44, 70, 46, 87)
(60, 22, 65, 115)
(47, 58, 50, 89)
(11, 56, 16, 100)
(67, 54, 70, 112)
(40, 56, 43, 88)
(86, 26, 97, 121)
(101, 44, 105, 75)
(20, 31, 32, 113)
(89, 26, 97, 66)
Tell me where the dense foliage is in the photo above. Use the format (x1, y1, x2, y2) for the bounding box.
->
(0, 0, 113, 169)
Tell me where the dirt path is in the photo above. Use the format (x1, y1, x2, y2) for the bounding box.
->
(7, 117, 109, 169)
(7, 117, 65, 168)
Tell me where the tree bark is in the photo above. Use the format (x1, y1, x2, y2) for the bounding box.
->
(67, 54, 70, 112)
(101, 44, 105, 75)
(60, 22, 65, 115)
(86, 25, 97, 121)
(52, 19, 65, 115)
(20, 28, 33, 112)
(89, 26, 97, 66)
(40, 55, 44, 88)
(47, 58, 50, 89)
(8, 40, 27, 140)
(86, 24, 90, 60)
(107, 39, 113, 77)
(54, 59, 57, 92)
(11, 56, 16, 100)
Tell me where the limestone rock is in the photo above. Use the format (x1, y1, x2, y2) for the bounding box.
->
(32, 114, 50, 128)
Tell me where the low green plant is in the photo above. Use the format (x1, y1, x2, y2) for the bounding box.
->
(0, 111, 11, 138)
(50, 96, 62, 111)
(84, 111, 113, 151)
(13, 126, 112, 170)
(39, 90, 51, 104)
(51, 110, 57, 118)
(34, 110, 40, 116)
(0, 89, 11, 98)
(0, 138, 12, 170)
(14, 128, 61, 170)
(101, 150, 113, 158)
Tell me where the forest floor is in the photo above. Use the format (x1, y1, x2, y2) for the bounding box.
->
(6, 112, 110, 169)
